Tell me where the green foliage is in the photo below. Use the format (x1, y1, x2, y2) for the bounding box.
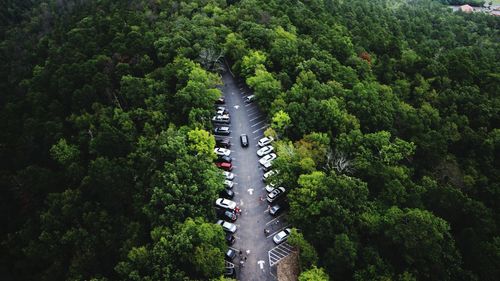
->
(240, 50, 267, 78)
(1, 0, 499, 280)
(50, 138, 79, 166)
(299, 266, 329, 281)
(246, 66, 282, 110)
(270, 110, 291, 138)
(288, 229, 318, 269)
(187, 128, 216, 159)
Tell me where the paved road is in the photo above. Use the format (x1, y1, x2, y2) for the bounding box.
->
(220, 70, 287, 280)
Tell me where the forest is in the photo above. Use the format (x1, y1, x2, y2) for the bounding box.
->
(0, 0, 499, 280)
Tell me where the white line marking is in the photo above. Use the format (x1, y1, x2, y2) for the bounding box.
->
(249, 116, 263, 122)
(251, 120, 265, 127)
(265, 214, 285, 225)
(247, 188, 254, 195)
(252, 125, 268, 134)
(258, 260, 265, 270)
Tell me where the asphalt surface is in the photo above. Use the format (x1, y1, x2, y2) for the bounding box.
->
(219, 70, 288, 280)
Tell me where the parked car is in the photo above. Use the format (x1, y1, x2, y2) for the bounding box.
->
(258, 136, 274, 147)
(265, 183, 276, 193)
(273, 228, 291, 244)
(240, 134, 249, 147)
(267, 186, 286, 203)
(214, 147, 231, 156)
(224, 180, 234, 189)
(215, 137, 231, 148)
(212, 114, 230, 124)
(225, 248, 237, 261)
(225, 233, 236, 245)
(269, 203, 288, 216)
(219, 188, 234, 199)
(215, 97, 225, 104)
(257, 145, 274, 157)
(217, 220, 237, 233)
(216, 162, 232, 171)
(215, 198, 237, 210)
(262, 161, 273, 171)
(245, 95, 255, 103)
(262, 170, 279, 182)
(216, 155, 232, 163)
(259, 153, 277, 165)
(216, 107, 229, 115)
(222, 171, 235, 180)
(217, 208, 237, 222)
(214, 126, 231, 135)
(224, 267, 236, 277)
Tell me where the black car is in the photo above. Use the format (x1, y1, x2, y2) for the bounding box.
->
(215, 138, 231, 148)
(270, 203, 288, 216)
(217, 208, 237, 221)
(214, 126, 231, 135)
(225, 248, 237, 261)
(219, 188, 235, 199)
(224, 267, 236, 277)
(215, 97, 225, 104)
(240, 134, 248, 147)
(216, 155, 232, 163)
(225, 233, 236, 245)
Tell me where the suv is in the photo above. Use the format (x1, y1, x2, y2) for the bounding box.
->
(215, 138, 231, 148)
(214, 126, 231, 135)
(240, 134, 248, 147)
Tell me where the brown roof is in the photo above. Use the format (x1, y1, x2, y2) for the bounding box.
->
(459, 4, 474, 13)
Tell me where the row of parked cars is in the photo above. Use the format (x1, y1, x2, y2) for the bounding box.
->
(258, 138, 292, 244)
(212, 100, 238, 277)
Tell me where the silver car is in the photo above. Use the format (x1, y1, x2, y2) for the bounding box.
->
(267, 186, 286, 203)
(273, 228, 291, 244)
(217, 220, 237, 233)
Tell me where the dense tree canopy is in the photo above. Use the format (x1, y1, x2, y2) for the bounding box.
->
(1, 0, 499, 280)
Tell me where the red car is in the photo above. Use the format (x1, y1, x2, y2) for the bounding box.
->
(216, 162, 233, 171)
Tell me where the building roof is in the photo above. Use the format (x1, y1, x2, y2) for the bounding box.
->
(459, 4, 474, 13)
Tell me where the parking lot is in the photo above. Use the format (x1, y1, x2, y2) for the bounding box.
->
(215, 70, 293, 280)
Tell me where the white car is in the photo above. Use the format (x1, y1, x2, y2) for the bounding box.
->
(245, 95, 255, 103)
(265, 183, 275, 193)
(259, 153, 277, 165)
(257, 145, 274, 157)
(215, 198, 237, 210)
(212, 114, 230, 124)
(222, 171, 234, 180)
(262, 170, 279, 181)
(267, 186, 286, 203)
(224, 180, 234, 189)
(216, 220, 237, 233)
(273, 228, 291, 244)
(214, 148, 231, 156)
(262, 161, 273, 171)
(258, 136, 274, 147)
